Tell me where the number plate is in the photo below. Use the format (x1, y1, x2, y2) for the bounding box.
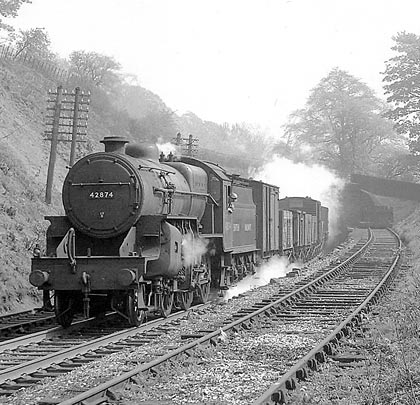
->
(89, 191, 114, 199)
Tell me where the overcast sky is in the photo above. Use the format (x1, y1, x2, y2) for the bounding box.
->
(9, 0, 420, 136)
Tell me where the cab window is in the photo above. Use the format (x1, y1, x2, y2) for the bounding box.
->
(209, 175, 220, 201)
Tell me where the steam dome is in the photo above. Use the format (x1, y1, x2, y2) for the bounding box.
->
(125, 143, 159, 161)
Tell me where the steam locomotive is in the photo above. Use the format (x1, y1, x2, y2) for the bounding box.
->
(30, 137, 328, 327)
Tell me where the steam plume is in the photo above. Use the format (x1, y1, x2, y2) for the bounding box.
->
(224, 256, 298, 300)
(182, 233, 208, 267)
(156, 139, 181, 157)
(251, 155, 344, 240)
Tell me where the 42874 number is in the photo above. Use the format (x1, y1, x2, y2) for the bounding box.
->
(89, 191, 114, 199)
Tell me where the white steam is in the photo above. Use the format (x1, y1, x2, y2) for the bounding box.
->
(182, 233, 208, 267)
(156, 140, 180, 157)
(224, 256, 299, 300)
(251, 155, 344, 240)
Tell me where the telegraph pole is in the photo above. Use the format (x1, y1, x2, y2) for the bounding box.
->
(44, 86, 90, 204)
(45, 85, 63, 204)
(187, 134, 195, 156)
(69, 87, 81, 166)
(173, 132, 198, 156)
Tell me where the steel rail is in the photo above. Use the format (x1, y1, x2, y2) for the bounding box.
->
(0, 308, 55, 334)
(0, 319, 82, 352)
(0, 311, 122, 352)
(0, 308, 42, 324)
(0, 308, 198, 385)
(253, 228, 402, 404)
(58, 232, 374, 405)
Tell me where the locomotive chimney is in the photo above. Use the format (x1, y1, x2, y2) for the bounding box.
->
(100, 136, 129, 154)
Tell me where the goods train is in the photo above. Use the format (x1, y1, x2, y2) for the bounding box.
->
(30, 136, 329, 327)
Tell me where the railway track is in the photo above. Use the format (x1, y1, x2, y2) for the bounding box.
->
(0, 228, 386, 405)
(43, 228, 399, 405)
(0, 305, 205, 396)
(254, 228, 401, 404)
(0, 228, 399, 404)
(0, 309, 56, 342)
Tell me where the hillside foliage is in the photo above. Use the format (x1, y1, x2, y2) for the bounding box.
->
(282, 68, 410, 179)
